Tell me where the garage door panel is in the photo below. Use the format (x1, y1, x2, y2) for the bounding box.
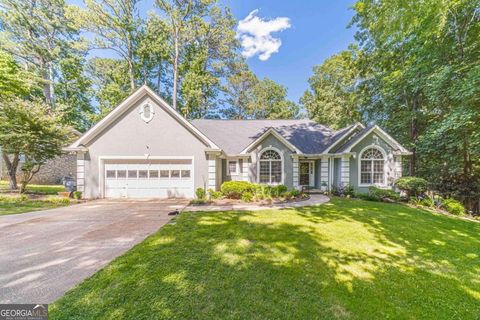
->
(104, 159, 194, 199)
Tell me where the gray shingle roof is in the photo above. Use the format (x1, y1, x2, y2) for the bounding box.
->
(190, 119, 356, 155)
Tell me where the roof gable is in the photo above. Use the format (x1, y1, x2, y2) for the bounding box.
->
(67, 85, 219, 150)
(336, 125, 410, 154)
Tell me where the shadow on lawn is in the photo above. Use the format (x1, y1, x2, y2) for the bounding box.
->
(51, 199, 480, 320)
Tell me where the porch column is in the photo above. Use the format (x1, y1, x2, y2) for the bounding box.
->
(207, 153, 217, 191)
(292, 155, 300, 189)
(320, 157, 329, 191)
(242, 157, 250, 182)
(76, 152, 85, 193)
(340, 155, 350, 187)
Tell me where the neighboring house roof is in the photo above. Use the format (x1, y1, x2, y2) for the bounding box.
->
(66, 85, 220, 151)
(190, 119, 356, 155)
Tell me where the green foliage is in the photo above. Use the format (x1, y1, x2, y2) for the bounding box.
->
(220, 181, 253, 199)
(241, 192, 254, 202)
(73, 191, 82, 200)
(190, 198, 208, 205)
(0, 98, 72, 191)
(0, 194, 28, 203)
(442, 198, 465, 216)
(195, 187, 206, 200)
(395, 177, 429, 197)
(301, 49, 361, 129)
(45, 197, 71, 205)
(290, 189, 301, 198)
(270, 185, 288, 197)
(368, 187, 400, 202)
(207, 188, 222, 200)
(331, 184, 355, 197)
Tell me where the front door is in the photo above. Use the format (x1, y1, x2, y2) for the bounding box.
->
(299, 161, 314, 187)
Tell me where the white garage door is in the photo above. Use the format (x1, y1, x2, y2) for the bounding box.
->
(104, 159, 194, 198)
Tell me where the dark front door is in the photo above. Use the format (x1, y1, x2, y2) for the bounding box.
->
(299, 162, 311, 186)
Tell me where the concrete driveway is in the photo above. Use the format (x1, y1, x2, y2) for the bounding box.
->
(0, 199, 188, 304)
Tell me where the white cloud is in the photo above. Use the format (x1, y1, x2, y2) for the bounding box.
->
(237, 9, 291, 61)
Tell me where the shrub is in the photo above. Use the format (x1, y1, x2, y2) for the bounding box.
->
(419, 197, 435, 207)
(282, 191, 292, 200)
(207, 188, 222, 200)
(220, 181, 253, 199)
(73, 191, 82, 200)
(190, 199, 207, 205)
(442, 198, 465, 216)
(395, 177, 429, 197)
(271, 185, 288, 197)
(241, 192, 254, 202)
(355, 192, 380, 202)
(331, 184, 354, 197)
(45, 197, 70, 205)
(290, 189, 301, 198)
(368, 186, 400, 202)
(252, 184, 271, 200)
(0, 194, 28, 203)
(195, 187, 206, 200)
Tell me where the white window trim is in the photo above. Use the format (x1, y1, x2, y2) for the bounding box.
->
(257, 146, 285, 185)
(358, 145, 387, 187)
(227, 159, 239, 176)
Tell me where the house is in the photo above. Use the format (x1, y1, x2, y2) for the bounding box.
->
(65, 85, 411, 199)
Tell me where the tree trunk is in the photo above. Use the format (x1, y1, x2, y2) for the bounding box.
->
(409, 96, 419, 176)
(172, 29, 179, 110)
(2, 152, 19, 190)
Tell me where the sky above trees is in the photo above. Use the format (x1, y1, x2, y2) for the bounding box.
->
(68, 0, 357, 103)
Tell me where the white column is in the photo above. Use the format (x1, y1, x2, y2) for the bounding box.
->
(207, 154, 217, 190)
(340, 155, 350, 187)
(76, 152, 85, 192)
(292, 155, 299, 189)
(320, 157, 329, 191)
(242, 158, 250, 182)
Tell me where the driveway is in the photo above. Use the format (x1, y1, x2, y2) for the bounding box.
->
(0, 199, 188, 304)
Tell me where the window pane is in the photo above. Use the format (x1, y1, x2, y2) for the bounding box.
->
(171, 170, 180, 178)
(373, 160, 384, 172)
(228, 161, 237, 174)
(160, 170, 169, 178)
(361, 173, 372, 184)
(259, 161, 270, 184)
(181, 170, 190, 178)
(117, 170, 126, 178)
(361, 160, 371, 172)
(128, 170, 137, 179)
(138, 170, 148, 178)
(149, 170, 159, 178)
(373, 173, 383, 183)
(271, 161, 282, 183)
(106, 170, 116, 178)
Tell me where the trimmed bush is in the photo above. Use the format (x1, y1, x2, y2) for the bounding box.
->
(442, 198, 465, 216)
(221, 181, 253, 199)
(271, 185, 288, 197)
(73, 191, 82, 200)
(368, 186, 400, 202)
(355, 192, 381, 202)
(0, 194, 28, 203)
(241, 192, 254, 202)
(208, 188, 222, 200)
(195, 188, 206, 200)
(395, 177, 429, 197)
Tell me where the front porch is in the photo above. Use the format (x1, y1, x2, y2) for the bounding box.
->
(292, 155, 351, 192)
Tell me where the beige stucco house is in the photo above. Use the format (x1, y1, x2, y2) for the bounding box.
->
(65, 85, 411, 199)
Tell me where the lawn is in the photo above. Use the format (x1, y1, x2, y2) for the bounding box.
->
(0, 180, 65, 194)
(0, 199, 70, 216)
(50, 198, 480, 319)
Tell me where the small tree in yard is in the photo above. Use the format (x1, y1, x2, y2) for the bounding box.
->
(0, 98, 71, 192)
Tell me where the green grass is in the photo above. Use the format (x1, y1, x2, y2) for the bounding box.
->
(0, 200, 68, 216)
(0, 180, 65, 194)
(50, 198, 480, 319)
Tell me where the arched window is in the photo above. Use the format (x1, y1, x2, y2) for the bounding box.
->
(360, 147, 384, 185)
(259, 149, 282, 184)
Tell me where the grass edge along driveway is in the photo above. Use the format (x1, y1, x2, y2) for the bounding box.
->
(50, 198, 480, 319)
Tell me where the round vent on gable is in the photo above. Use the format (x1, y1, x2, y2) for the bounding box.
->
(140, 103, 154, 123)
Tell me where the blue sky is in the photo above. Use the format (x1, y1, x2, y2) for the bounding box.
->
(72, 0, 357, 103)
